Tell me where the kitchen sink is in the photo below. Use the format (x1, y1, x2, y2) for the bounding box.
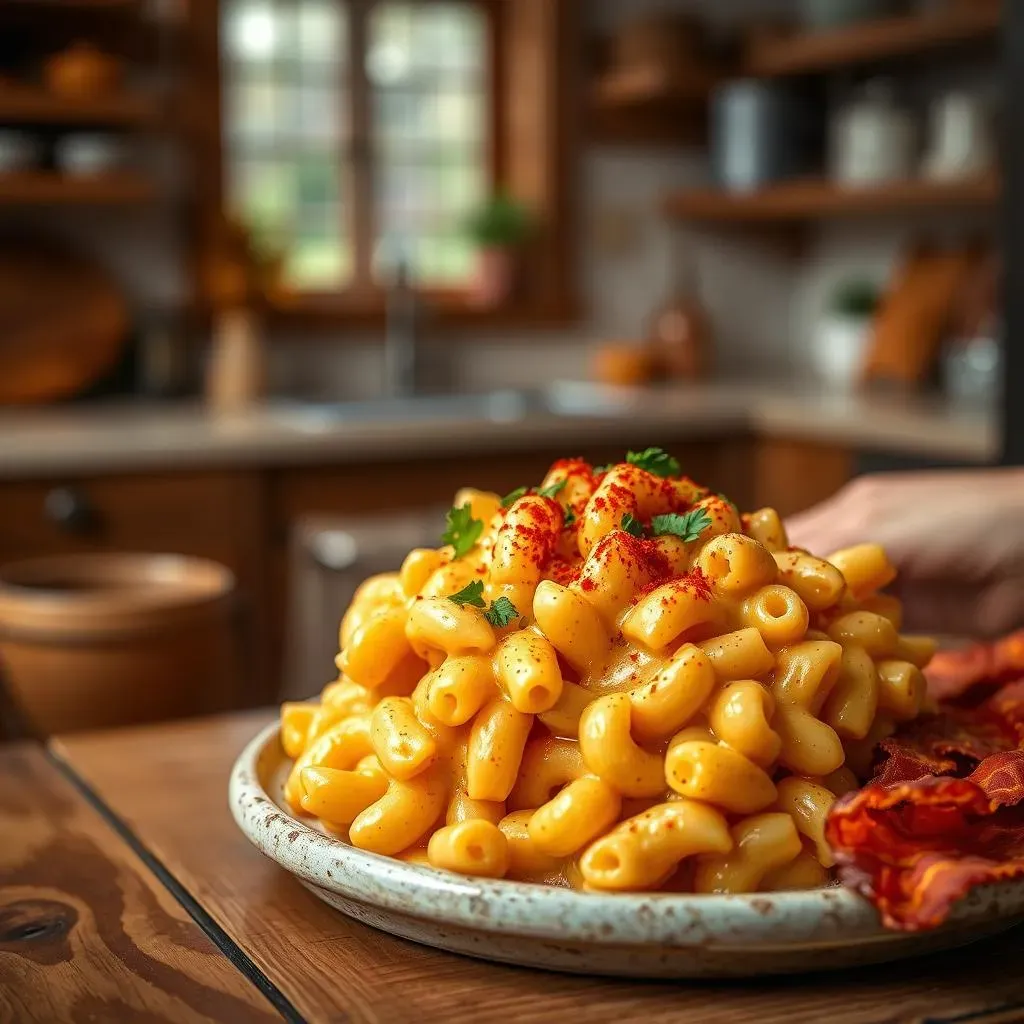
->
(267, 382, 643, 433)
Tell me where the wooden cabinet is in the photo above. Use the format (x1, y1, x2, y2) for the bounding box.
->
(0, 473, 262, 564)
(750, 438, 854, 519)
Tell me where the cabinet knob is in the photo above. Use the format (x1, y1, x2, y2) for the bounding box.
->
(307, 530, 359, 572)
(44, 486, 96, 533)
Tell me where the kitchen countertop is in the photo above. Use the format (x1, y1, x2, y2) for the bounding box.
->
(0, 382, 997, 478)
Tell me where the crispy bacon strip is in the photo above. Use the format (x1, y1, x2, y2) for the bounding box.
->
(925, 631, 1024, 702)
(874, 706, 1020, 787)
(827, 631, 1024, 931)
(827, 751, 1024, 930)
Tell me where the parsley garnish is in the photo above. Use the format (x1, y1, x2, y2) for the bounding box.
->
(448, 579, 486, 607)
(501, 486, 528, 508)
(651, 508, 713, 543)
(563, 507, 577, 528)
(593, 463, 614, 475)
(485, 597, 520, 628)
(447, 582, 519, 628)
(536, 479, 567, 500)
(442, 504, 484, 558)
(627, 447, 681, 478)
(620, 512, 645, 538)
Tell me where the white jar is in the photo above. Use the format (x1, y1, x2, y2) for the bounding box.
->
(811, 314, 872, 390)
(922, 92, 994, 181)
(830, 82, 916, 186)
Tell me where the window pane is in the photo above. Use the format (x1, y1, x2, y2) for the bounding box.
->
(369, 2, 488, 287)
(221, 0, 350, 290)
(298, 0, 345, 65)
(224, 0, 280, 63)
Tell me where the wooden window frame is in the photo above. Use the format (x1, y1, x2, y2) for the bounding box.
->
(190, 0, 579, 333)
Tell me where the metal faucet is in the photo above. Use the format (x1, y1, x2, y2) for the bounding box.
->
(382, 258, 421, 398)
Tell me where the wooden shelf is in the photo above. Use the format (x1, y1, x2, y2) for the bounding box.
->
(0, 83, 157, 126)
(0, 171, 157, 204)
(592, 65, 719, 109)
(0, 0, 139, 8)
(744, 5, 1001, 78)
(664, 175, 1000, 223)
(588, 65, 715, 148)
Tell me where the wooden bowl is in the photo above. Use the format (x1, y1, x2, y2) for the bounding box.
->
(0, 553, 237, 735)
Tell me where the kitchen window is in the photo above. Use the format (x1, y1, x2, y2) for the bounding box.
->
(219, 0, 495, 296)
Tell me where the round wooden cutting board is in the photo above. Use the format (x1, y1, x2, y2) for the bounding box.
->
(0, 241, 129, 404)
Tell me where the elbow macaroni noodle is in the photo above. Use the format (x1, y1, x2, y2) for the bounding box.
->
(279, 455, 932, 893)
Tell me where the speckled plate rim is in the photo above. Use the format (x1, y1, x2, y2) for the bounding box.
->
(230, 720, 1024, 951)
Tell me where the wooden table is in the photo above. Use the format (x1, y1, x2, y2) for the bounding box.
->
(4, 712, 1024, 1024)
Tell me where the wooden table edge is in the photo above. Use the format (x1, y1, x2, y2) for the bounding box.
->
(46, 737, 308, 1024)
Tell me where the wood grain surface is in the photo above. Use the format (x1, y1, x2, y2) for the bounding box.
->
(55, 711, 1024, 1024)
(0, 742, 280, 1023)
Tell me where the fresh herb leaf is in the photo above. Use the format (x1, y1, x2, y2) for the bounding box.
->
(651, 508, 713, 544)
(627, 447, 681, 478)
(448, 579, 486, 608)
(536, 479, 568, 500)
(620, 512, 645, 538)
(484, 596, 520, 628)
(501, 486, 528, 508)
(593, 463, 614, 475)
(563, 507, 577, 528)
(442, 504, 484, 558)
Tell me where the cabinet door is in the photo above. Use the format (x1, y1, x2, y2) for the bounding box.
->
(284, 510, 445, 701)
(752, 439, 854, 519)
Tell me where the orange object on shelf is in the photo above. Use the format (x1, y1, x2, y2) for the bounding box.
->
(863, 243, 984, 387)
(591, 343, 654, 386)
(44, 42, 124, 99)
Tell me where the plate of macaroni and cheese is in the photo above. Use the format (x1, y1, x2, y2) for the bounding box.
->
(230, 451, 1024, 977)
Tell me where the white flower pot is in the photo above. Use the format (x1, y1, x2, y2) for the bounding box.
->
(811, 314, 872, 390)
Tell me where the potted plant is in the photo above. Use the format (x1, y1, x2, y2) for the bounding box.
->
(811, 278, 881, 391)
(464, 193, 532, 308)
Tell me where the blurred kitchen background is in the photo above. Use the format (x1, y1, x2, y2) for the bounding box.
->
(0, 0, 1012, 736)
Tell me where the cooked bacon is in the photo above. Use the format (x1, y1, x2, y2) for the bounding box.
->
(828, 632, 1024, 931)
(827, 751, 1024, 930)
(925, 630, 1024, 703)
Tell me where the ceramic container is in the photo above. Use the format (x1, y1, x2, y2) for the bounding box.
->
(0, 553, 237, 734)
(830, 80, 916, 186)
(55, 134, 126, 177)
(812, 314, 873, 390)
(0, 131, 41, 174)
(799, 0, 894, 30)
(230, 720, 1024, 979)
(711, 80, 818, 192)
(922, 92, 995, 181)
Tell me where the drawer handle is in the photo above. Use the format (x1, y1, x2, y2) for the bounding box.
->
(44, 487, 97, 534)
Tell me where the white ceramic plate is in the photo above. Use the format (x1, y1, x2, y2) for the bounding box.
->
(230, 721, 1024, 978)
